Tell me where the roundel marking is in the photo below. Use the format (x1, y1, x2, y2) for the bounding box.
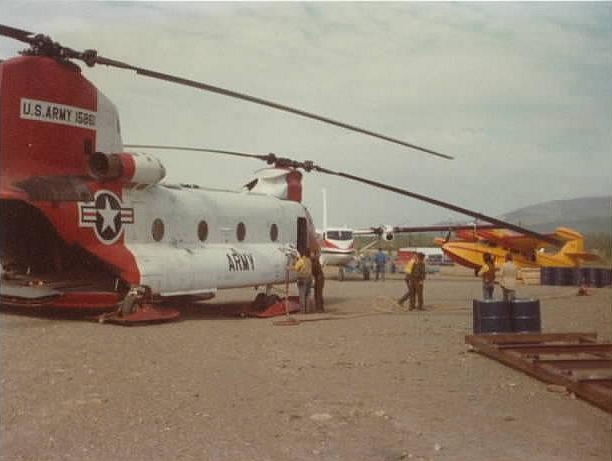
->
(79, 190, 134, 245)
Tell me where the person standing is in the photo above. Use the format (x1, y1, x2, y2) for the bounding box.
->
(478, 253, 496, 300)
(409, 252, 427, 310)
(311, 250, 325, 312)
(374, 248, 388, 281)
(397, 256, 416, 308)
(294, 249, 313, 313)
(499, 253, 520, 301)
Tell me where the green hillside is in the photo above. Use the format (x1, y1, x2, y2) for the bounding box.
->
(499, 196, 611, 234)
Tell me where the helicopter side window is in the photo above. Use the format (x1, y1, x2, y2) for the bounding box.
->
(236, 222, 246, 242)
(327, 231, 340, 240)
(270, 223, 279, 242)
(152, 218, 165, 242)
(198, 220, 208, 242)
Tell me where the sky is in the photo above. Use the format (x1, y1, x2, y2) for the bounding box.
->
(1, 1, 611, 229)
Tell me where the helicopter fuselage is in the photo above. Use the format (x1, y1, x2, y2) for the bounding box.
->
(0, 54, 317, 309)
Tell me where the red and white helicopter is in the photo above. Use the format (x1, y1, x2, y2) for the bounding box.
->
(1, 25, 573, 323)
(0, 25, 454, 322)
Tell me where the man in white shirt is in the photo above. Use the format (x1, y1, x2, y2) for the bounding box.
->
(498, 253, 521, 301)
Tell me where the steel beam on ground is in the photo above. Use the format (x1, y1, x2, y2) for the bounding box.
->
(465, 332, 612, 413)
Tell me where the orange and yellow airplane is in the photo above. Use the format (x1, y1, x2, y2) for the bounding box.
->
(429, 225, 599, 271)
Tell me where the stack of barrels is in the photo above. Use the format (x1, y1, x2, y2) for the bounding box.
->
(473, 299, 541, 335)
(540, 266, 612, 287)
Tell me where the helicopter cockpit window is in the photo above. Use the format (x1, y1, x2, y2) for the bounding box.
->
(236, 222, 246, 242)
(198, 220, 208, 242)
(326, 230, 353, 240)
(152, 218, 165, 242)
(270, 223, 279, 242)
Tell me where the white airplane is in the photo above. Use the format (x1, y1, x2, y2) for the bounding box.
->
(316, 189, 395, 280)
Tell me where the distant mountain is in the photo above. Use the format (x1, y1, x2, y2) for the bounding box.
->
(435, 196, 611, 235)
(498, 196, 611, 234)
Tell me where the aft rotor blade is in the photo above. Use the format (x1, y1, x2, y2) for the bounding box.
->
(124, 144, 270, 162)
(124, 144, 309, 170)
(0, 24, 34, 43)
(315, 166, 562, 246)
(0, 24, 452, 160)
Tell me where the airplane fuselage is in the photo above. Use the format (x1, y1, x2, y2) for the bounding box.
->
(318, 228, 356, 267)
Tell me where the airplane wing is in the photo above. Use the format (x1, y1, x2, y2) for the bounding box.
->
(354, 224, 500, 237)
(474, 229, 559, 251)
(353, 228, 381, 236)
(565, 252, 601, 262)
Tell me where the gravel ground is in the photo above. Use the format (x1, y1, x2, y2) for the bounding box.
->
(2, 267, 611, 461)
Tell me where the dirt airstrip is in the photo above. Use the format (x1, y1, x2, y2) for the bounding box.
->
(1, 266, 611, 461)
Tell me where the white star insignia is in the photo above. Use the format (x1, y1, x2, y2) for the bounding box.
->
(98, 197, 119, 233)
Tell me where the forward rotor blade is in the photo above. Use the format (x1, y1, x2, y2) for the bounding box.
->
(120, 143, 559, 246)
(391, 224, 499, 233)
(314, 166, 562, 246)
(0, 24, 453, 160)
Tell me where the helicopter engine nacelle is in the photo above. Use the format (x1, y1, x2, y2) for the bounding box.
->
(244, 168, 303, 202)
(89, 152, 166, 188)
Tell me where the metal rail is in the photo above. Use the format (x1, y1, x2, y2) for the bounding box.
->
(465, 332, 612, 413)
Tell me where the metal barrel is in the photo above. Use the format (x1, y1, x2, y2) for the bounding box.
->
(579, 267, 592, 285)
(554, 267, 574, 286)
(575, 267, 591, 286)
(473, 299, 512, 335)
(600, 268, 612, 287)
(511, 298, 541, 333)
(540, 267, 555, 286)
(588, 267, 603, 288)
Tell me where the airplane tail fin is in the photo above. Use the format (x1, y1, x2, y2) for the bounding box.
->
(553, 227, 600, 264)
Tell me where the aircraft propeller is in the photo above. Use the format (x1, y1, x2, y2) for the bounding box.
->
(0, 24, 453, 160)
(124, 144, 562, 247)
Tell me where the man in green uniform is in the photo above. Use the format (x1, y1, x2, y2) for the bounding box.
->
(409, 252, 426, 310)
(311, 250, 325, 312)
(397, 257, 415, 309)
(294, 249, 313, 313)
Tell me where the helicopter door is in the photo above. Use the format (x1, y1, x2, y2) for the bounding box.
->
(297, 217, 308, 255)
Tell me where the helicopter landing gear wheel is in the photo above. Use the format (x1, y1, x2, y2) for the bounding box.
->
(118, 287, 142, 316)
